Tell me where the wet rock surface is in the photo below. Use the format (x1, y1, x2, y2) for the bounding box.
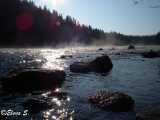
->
(22, 99, 52, 114)
(70, 56, 113, 73)
(88, 91, 134, 112)
(136, 110, 160, 120)
(70, 62, 92, 73)
(1, 69, 66, 93)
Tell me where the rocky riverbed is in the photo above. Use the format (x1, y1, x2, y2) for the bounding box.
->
(0, 46, 160, 120)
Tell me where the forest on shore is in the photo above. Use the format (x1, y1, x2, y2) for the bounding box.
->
(0, 0, 160, 47)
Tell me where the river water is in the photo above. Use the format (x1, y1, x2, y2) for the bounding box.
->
(0, 46, 160, 120)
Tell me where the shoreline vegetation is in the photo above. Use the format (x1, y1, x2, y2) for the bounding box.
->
(0, 0, 160, 48)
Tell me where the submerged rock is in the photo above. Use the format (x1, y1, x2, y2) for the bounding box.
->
(142, 49, 158, 58)
(1, 69, 66, 93)
(22, 99, 52, 114)
(70, 56, 113, 73)
(88, 91, 134, 112)
(136, 109, 160, 120)
(128, 45, 135, 49)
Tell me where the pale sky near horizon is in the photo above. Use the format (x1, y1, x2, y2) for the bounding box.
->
(32, 0, 160, 35)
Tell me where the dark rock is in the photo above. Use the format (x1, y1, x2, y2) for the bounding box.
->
(22, 99, 52, 114)
(112, 47, 115, 50)
(60, 55, 66, 59)
(142, 50, 158, 58)
(157, 51, 160, 57)
(114, 52, 121, 55)
(129, 51, 135, 54)
(1, 69, 66, 93)
(70, 56, 113, 73)
(88, 91, 134, 112)
(60, 55, 72, 59)
(128, 45, 135, 49)
(109, 48, 115, 50)
(102, 53, 107, 56)
(70, 62, 92, 73)
(99, 48, 103, 51)
(90, 56, 113, 73)
(136, 110, 160, 120)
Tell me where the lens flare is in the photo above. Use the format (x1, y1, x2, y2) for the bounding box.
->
(15, 13, 34, 30)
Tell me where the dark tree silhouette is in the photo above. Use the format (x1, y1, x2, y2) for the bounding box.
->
(0, 0, 158, 47)
(133, 0, 160, 8)
(156, 32, 160, 45)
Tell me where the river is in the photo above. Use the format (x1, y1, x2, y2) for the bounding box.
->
(0, 46, 160, 120)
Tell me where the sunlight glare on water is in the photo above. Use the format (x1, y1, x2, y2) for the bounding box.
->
(41, 87, 73, 120)
(40, 49, 68, 70)
(52, 98, 61, 106)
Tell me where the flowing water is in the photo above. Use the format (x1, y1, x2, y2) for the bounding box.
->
(0, 46, 160, 120)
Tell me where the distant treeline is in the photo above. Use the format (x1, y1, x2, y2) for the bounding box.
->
(0, 0, 159, 47)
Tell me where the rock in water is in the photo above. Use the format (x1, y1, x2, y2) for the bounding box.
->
(70, 62, 92, 73)
(142, 50, 158, 58)
(70, 56, 113, 73)
(128, 45, 135, 49)
(59, 55, 72, 59)
(98, 48, 104, 51)
(90, 56, 113, 73)
(88, 91, 134, 112)
(22, 99, 52, 114)
(1, 69, 66, 93)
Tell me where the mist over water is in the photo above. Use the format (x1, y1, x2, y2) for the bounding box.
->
(0, 46, 160, 120)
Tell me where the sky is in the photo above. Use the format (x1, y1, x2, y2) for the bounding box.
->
(32, 0, 160, 35)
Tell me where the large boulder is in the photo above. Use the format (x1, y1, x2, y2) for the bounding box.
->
(1, 69, 66, 93)
(90, 55, 113, 73)
(70, 56, 113, 73)
(88, 91, 134, 112)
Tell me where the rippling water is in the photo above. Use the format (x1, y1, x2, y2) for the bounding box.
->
(0, 46, 160, 120)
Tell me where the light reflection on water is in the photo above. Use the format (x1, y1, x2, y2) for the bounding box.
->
(40, 49, 65, 70)
(0, 46, 160, 120)
(41, 88, 74, 120)
(52, 98, 61, 106)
